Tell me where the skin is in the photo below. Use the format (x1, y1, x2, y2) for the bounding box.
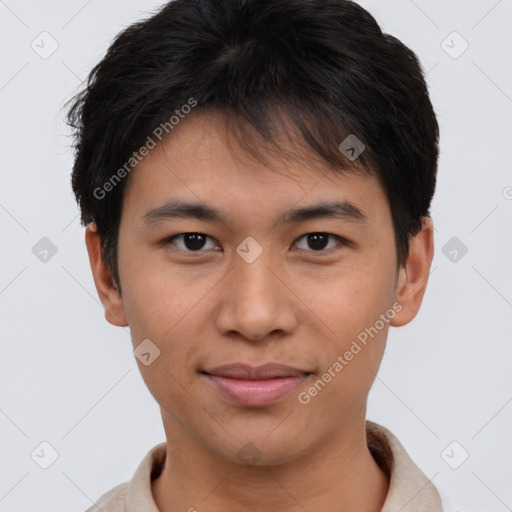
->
(86, 110, 434, 512)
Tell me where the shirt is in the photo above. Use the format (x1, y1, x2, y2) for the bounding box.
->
(85, 420, 444, 512)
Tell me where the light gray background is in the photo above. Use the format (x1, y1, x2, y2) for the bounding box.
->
(1, 0, 511, 510)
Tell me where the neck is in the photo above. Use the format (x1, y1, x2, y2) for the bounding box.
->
(152, 412, 389, 512)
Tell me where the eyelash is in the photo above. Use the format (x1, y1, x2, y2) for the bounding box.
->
(163, 232, 348, 254)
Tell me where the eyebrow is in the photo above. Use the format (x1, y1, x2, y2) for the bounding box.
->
(142, 199, 367, 227)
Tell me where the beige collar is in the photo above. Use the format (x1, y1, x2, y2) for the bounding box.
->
(125, 420, 443, 512)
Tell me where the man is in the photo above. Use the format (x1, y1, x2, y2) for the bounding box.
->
(67, 0, 443, 510)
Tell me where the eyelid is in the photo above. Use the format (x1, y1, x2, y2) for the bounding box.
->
(292, 233, 347, 252)
(164, 232, 348, 253)
(164, 233, 220, 252)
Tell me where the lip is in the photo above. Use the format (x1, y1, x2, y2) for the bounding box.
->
(202, 363, 312, 407)
(204, 363, 310, 379)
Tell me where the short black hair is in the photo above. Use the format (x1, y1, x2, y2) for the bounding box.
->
(66, 0, 439, 289)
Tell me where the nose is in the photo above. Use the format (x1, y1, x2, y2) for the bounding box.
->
(214, 253, 299, 343)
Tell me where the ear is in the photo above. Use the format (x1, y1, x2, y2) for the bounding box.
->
(390, 216, 434, 327)
(85, 223, 128, 327)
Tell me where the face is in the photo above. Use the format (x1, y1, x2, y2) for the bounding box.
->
(87, 110, 433, 466)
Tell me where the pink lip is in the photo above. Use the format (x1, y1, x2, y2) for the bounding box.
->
(202, 363, 312, 407)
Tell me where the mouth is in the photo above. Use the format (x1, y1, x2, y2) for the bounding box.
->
(201, 363, 313, 407)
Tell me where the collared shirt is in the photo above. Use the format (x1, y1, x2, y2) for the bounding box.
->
(85, 420, 444, 512)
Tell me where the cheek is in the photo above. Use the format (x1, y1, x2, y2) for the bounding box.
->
(302, 283, 393, 416)
(293, 259, 396, 403)
(294, 261, 396, 340)
(124, 283, 201, 348)
(120, 246, 199, 336)
(123, 281, 208, 414)
(120, 261, 220, 383)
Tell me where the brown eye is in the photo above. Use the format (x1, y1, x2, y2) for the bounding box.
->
(166, 233, 218, 252)
(294, 232, 343, 252)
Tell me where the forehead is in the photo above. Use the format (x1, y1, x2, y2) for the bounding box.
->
(121, 110, 389, 226)
(124, 109, 377, 186)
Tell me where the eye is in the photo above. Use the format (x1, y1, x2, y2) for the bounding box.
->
(165, 233, 220, 252)
(164, 232, 346, 254)
(293, 232, 345, 252)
